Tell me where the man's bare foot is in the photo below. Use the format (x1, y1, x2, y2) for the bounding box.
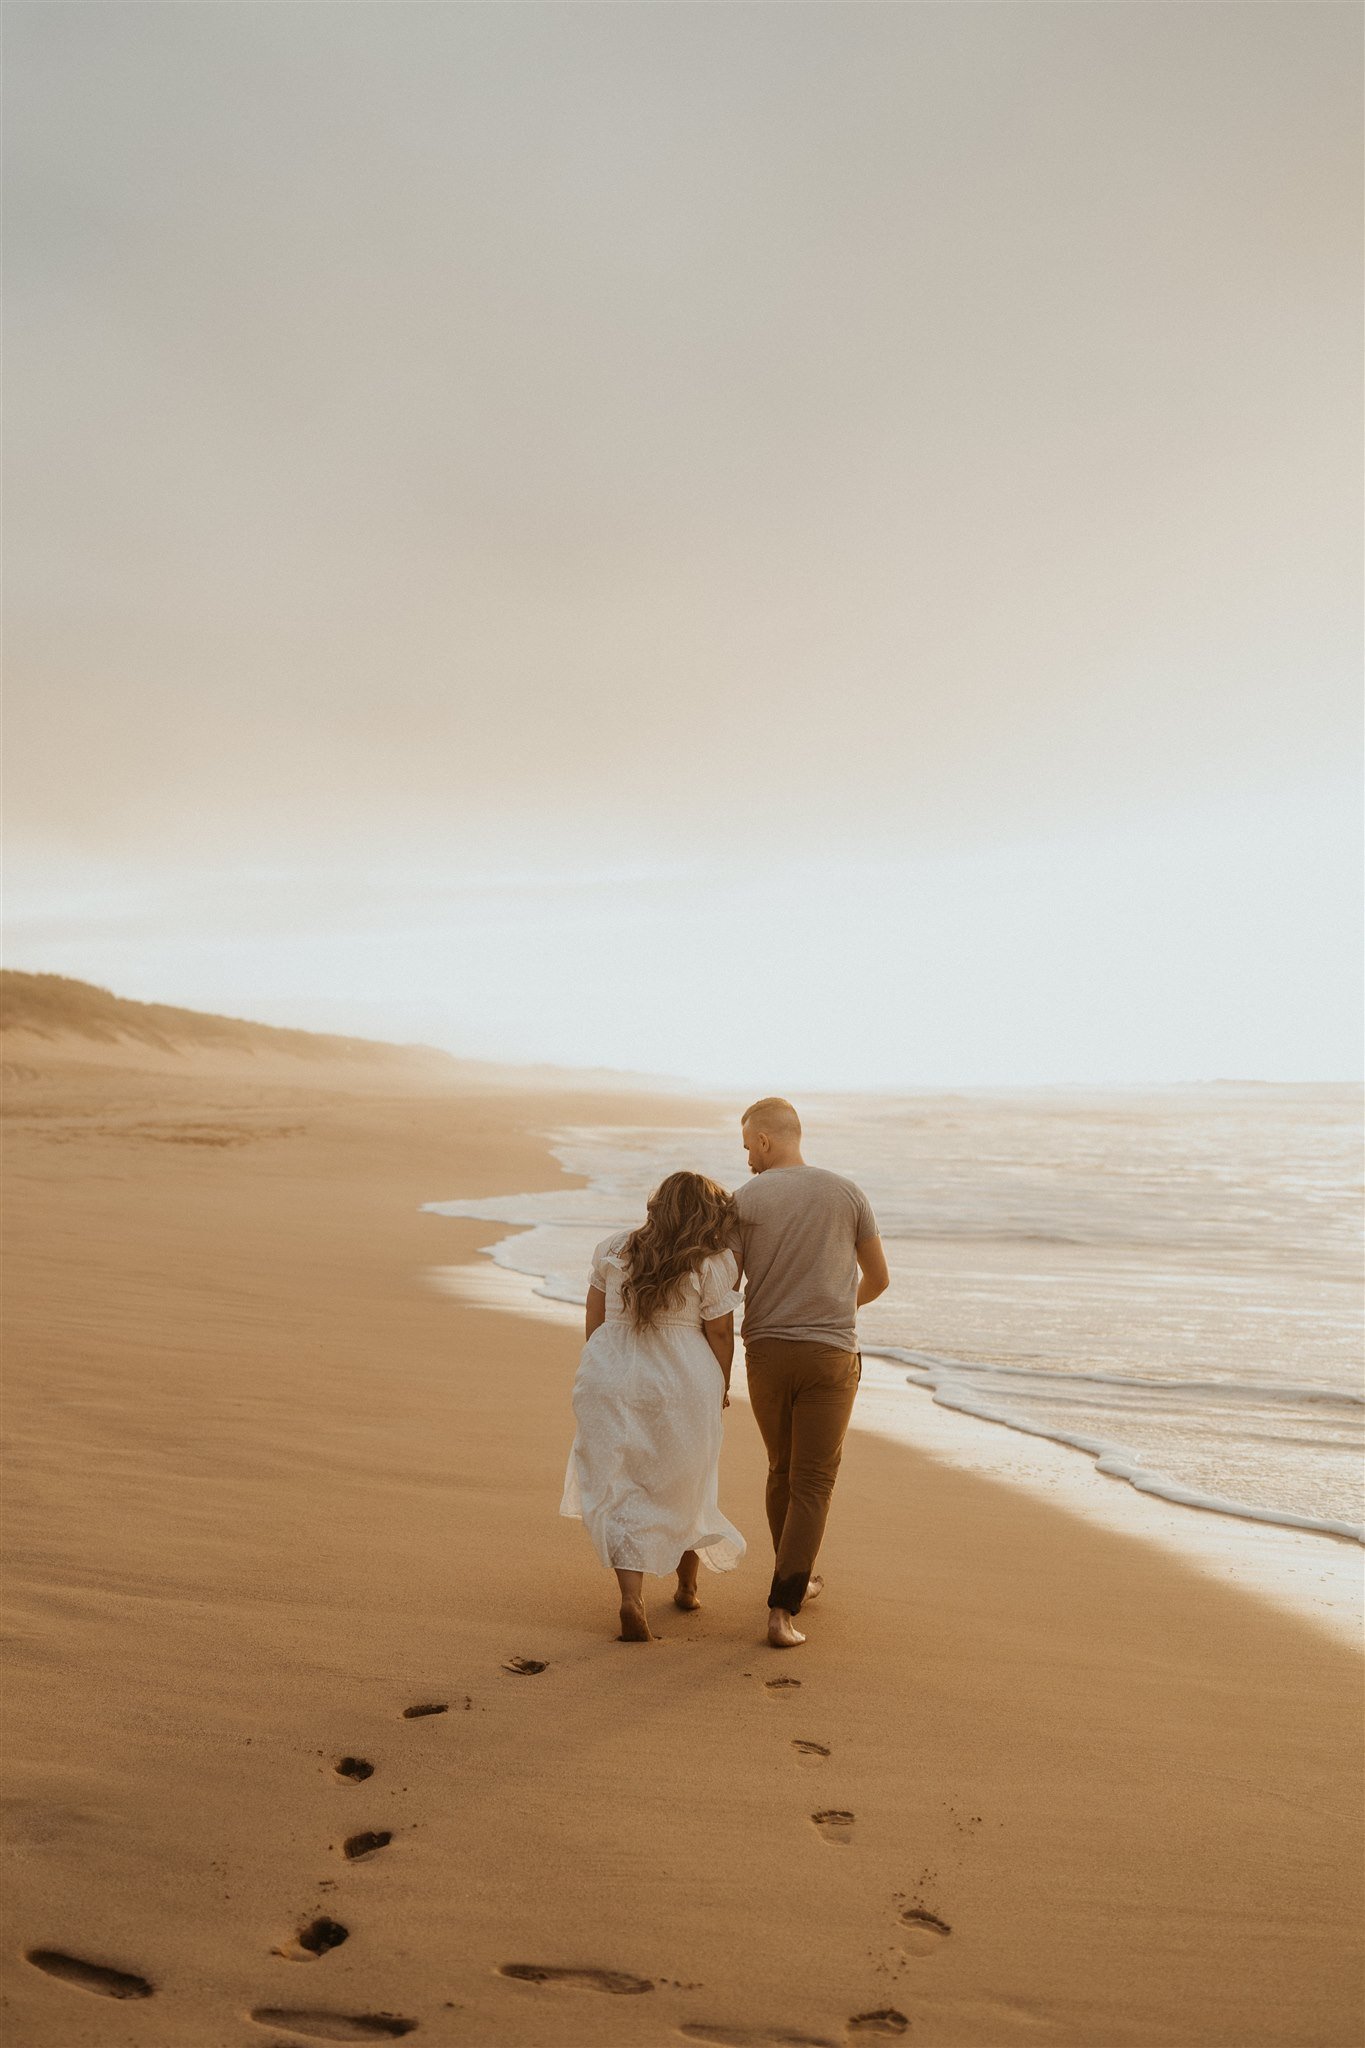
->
(804, 1575, 825, 1603)
(618, 1600, 656, 1642)
(767, 1607, 806, 1649)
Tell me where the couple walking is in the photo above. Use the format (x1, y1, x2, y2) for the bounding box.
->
(561, 1097, 889, 1647)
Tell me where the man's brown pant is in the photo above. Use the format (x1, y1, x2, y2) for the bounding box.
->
(744, 1337, 861, 1615)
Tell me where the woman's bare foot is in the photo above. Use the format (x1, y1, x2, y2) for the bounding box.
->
(767, 1607, 806, 1649)
(618, 1600, 656, 1642)
(674, 1550, 702, 1611)
(614, 1567, 654, 1640)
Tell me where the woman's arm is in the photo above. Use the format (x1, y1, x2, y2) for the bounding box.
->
(585, 1285, 607, 1339)
(702, 1311, 734, 1406)
(855, 1234, 890, 1308)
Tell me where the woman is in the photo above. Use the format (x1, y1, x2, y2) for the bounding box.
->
(561, 1171, 746, 1641)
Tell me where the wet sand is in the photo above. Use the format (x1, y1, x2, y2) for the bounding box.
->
(2, 1011, 1361, 2046)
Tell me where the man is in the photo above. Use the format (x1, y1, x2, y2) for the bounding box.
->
(733, 1097, 889, 1648)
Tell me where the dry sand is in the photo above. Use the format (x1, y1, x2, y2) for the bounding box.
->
(2, 999, 1362, 2047)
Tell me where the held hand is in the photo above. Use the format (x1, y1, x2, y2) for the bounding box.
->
(722, 1390, 731, 1410)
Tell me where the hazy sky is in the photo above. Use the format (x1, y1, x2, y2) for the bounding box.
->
(5, 3, 1361, 1087)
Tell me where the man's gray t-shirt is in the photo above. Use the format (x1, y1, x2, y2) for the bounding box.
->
(734, 1165, 878, 1350)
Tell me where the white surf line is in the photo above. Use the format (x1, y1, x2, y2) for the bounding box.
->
(427, 1260, 582, 1329)
(865, 1347, 1365, 1547)
(425, 1221, 1365, 1649)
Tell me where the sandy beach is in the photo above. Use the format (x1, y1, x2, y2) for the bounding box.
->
(3, 998, 1362, 2048)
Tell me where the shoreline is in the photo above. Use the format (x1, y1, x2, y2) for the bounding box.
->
(4, 1038, 1362, 2046)
(429, 1246, 1364, 1649)
(421, 1094, 1363, 1568)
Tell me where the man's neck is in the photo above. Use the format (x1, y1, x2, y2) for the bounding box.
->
(764, 1147, 806, 1171)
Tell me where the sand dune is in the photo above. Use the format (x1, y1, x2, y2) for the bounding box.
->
(1, 970, 449, 1063)
(0, 971, 688, 1094)
(1, 1001, 1361, 2045)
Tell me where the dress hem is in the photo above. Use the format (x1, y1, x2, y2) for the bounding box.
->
(559, 1505, 744, 1575)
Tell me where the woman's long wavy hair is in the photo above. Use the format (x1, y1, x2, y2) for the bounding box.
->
(619, 1171, 737, 1331)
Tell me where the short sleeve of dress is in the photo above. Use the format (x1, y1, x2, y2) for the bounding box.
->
(588, 1233, 623, 1293)
(699, 1247, 743, 1322)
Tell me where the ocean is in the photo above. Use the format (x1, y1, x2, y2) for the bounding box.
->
(426, 1084, 1363, 1548)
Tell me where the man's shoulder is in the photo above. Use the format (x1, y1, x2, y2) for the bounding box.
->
(736, 1166, 868, 1208)
(806, 1166, 875, 1215)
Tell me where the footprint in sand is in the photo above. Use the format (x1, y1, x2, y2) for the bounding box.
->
(25, 1950, 153, 2001)
(273, 1917, 349, 1961)
(400, 1702, 447, 1719)
(764, 1676, 801, 1695)
(333, 1757, 374, 1783)
(847, 2014, 909, 2039)
(499, 1963, 651, 1994)
(898, 1905, 951, 1955)
(342, 1830, 393, 1861)
(502, 1657, 547, 1675)
(791, 1739, 830, 1766)
(250, 2010, 417, 2040)
(678, 2027, 837, 2047)
(810, 1809, 856, 1845)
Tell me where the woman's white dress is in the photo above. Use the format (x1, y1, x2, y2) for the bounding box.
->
(560, 1232, 746, 1576)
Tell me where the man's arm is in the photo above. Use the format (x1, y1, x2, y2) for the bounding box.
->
(726, 1212, 745, 1289)
(855, 1235, 890, 1308)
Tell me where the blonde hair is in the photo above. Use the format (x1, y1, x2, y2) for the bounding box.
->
(740, 1096, 802, 1139)
(620, 1172, 737, 1331)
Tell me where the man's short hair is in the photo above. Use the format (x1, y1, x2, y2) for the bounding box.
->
(741, 1096, 802, 1139)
